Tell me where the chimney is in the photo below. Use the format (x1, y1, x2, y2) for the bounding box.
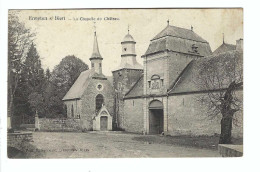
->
(236, 38, 243, 51)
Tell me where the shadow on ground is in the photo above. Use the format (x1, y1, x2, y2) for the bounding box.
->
(8, 142, 45, 159)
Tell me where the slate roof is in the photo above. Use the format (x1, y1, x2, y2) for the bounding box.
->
(168, 50, 243, 94)
(62, 69, 94, 100)
(144, 25, 212, 57)
(212, 42, 236, 55)
(90, 32, 103, 60)
(124, 74, 144, 98)
(122, 34, 136, 43)
(152, 25, 208, 43)
(63, 68, 109, 101)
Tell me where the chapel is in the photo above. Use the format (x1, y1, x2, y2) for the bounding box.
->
(62, 31, 114, 131)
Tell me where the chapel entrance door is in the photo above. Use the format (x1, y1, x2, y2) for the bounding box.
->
(100, 116, 108, 131)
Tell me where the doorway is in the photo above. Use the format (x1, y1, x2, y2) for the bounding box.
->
(149, 100, 164, 134)
(100, 116, 108, 131)
(149, 109, 164, 134)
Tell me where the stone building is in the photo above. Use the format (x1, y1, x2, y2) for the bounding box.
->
(122, 23, 243, 137)
(63, 22, 243, 137)
(62, 31, 114, 131)
(112, 30, 143, 129)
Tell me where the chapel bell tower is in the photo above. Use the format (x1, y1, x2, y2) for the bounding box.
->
(89, 31, 103, 74)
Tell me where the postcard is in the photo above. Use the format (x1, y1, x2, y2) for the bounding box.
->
(7, 8, 243, 158)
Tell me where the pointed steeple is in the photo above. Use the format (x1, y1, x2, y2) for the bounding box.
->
(90, 31, 103, 60)
(223, 33, 225, 44)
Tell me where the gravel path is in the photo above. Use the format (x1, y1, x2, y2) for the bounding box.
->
(30, 131, 220, 158)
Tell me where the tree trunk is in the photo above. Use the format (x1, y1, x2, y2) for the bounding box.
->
(219, 115, 233, 144)
(8, 91, 14, 129)
(218, 81, 242, 144)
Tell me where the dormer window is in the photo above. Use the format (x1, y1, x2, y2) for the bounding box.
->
(191, 44, 199, 53)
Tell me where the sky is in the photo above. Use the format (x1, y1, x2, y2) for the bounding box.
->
(15, 9, 243, 76)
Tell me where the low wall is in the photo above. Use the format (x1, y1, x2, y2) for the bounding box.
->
(218, 144, 243, 157)
(39, 118, 81, 132)
(8, 132, 33, 148)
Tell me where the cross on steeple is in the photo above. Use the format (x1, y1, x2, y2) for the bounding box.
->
(128, 24, 130, 34)
(167, 19, 169, 26)
(94, 21, 96, 35)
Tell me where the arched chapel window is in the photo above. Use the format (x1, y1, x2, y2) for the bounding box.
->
(64, 105, 67, 118)
(96, 94, 104, 112)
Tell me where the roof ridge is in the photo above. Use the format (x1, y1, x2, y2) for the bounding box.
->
(151, 24, 207, 43)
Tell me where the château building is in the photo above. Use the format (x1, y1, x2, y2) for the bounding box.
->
(63, 22, 243, 138)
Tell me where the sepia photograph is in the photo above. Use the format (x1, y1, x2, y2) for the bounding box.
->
(6, 8, 243, 159)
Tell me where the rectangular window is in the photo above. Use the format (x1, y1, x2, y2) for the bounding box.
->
(161, 79, 164, 86)
(148, 81, 151, 88)
(91, 63, 94, 68)
(99, 63, 102, 67)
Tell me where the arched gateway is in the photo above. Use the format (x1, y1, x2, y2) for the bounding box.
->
(149, 100, 164, 134)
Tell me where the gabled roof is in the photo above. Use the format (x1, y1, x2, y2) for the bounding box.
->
(95, 105, 112, 117)
(124, 74, 143, 98)
(152, 25, 208, 43)
(63, 68, 109, 101)
(168, 50, 243, 94)
(213, 42, 236, 55)
(62, 69, 96, 101)
(144, 25, 212, 57)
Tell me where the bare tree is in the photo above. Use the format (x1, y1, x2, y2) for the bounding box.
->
(196, 50, 243, 144)
(8, 11, 35, 128)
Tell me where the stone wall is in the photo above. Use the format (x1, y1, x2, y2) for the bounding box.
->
(123, 98, 144, 133)
(38, 118, 81, 131)
(8, 132, 33, 148)
(123, 90, 242, 138)
(64, 99, 82, 118)
(167, 91, 243, 138)
(113, 69, 143, 96)
(113, 68, 143, 129)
